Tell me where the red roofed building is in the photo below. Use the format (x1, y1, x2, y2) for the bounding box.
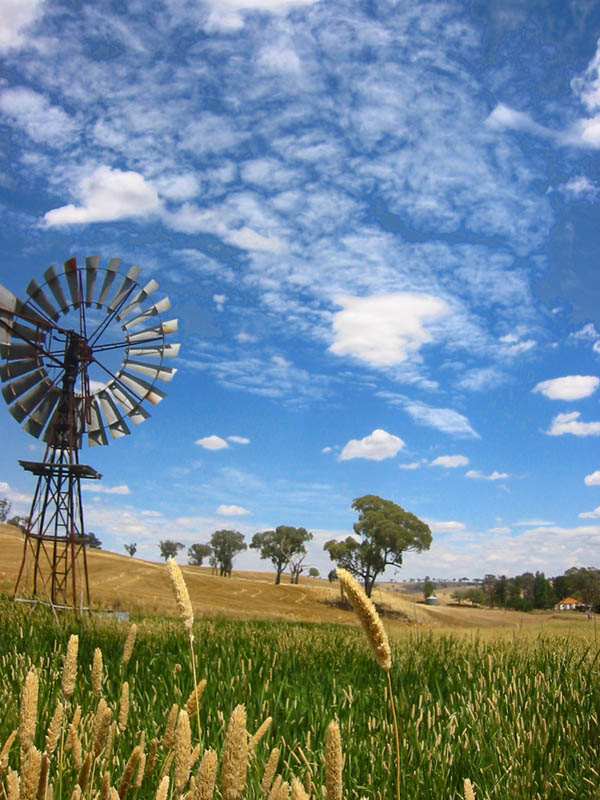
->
(554, 596, 584, 611)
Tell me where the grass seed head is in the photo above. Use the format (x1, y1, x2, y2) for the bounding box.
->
(19, 668, 39, 755)
(45, 700, 64, 756)
(220, 704, 247, 800)
(335, 568, 391, 671)
(1, 730, 17, 771)
(6, 769, 20, 800)
(118, 745, 142, 799)
(291, 777, 309, 800)
(261, 747, 280, 795)
(184, 679, 207, 718)
(324, 720, 343, 800)
(20, 745, 42, 800)
(175, 709, 192, 794)
(155, 776, 169, 800)
(194, 749, 218, 800)
(92, 647, 103, 698)
(62, 635, 79, 699)
(167, 558, 194, 634)
(248, 716, 272, 753)
(118, 681, 130, 733)
(122, 624, 137, 666)
(163, 703, 179, 751)
(93, 699, 113, 758)
(464, 778, 476, 800)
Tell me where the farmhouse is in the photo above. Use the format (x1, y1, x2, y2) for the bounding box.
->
(554, 596, 584, 611)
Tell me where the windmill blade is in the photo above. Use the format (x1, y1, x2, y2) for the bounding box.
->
(0, 284, 52, 332)
(8, 377, 53, 423)
(26, 279, 60, 321)
(123, 358, 177, 383)
(106, 381, 151, 425)
(85, 255, 100, 307)
(117, 370, 166, 405)
(127, 343, 180, 359)
(126, 319, 178, 343)
(86, 396, 109, 447)
(0, 341, 41, 360)
(1, 367, 46, 404)
(44, 265, 69, 314)
(22, 386, 60, 439)
(64, 257, 82, 308)
(123, 297, 171, 330)
(117, 279, 159, 321)
(96, 257, 122, 308)
(106, 265, 142, 312)
(0, 357, 44, 383)
(97, 388, 131, 439)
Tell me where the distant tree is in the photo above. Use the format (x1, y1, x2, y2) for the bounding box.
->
(210, 530, 247, 576)
(85, 531, 102, 549)
(250, 528, 291, 584)
(0, 498, 12, 523)
(8, 515, 28, 532)
(565, 566, 600, 607)
(188, 543, 212, 566)
(324, 495, 432, 597)
(423, 577, 435, 599)
(465, 587, 485, 606)
(533, 571, 555, 609)
(552, 574, 570, 602)
(124, 542, 137, 557)
(482, 574, 497, 607)
(284, 528, 313, 584)
(328, 569, 338, 583)
(159, 540, 184, 561)
(309, 567, 320, 578)
(494, 575, 508, 608)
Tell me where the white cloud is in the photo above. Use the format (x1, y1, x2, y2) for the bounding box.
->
(195, 435, 229, 450)
(321, 446, 332, 454)
(401, 399, 479, 438)
(236, 332, 257, 344)
(579, 506, 600, 519)
(81, 484, 131, 495)
(424, 519, 466, 533)
(154, 173, 200, 201)
(0, 480, 31, 506)
(329, 293, 447, 367)
(227, 436, 250, 444)
(546, 411, 600, 437)
(515, 519, 556, 526)
(560, 176, 597, 200)
(533, 375, 599, 400)
(339, 429, 405, 461)
(44, 166, 161, 226)
(585, 470, 600, 486)
(0, 0, 42, 52)
(572, 37, 600, 112)
(216, 504, 250, 516)
(569, 323, 599, 342)
(0, 87, 78, 146)
(430, 455, 469, 468)
(488, 526, 511, 534)
(485, 103, 555, 140)
(213, 294, 227, 311)
(466, 470, 509, 481)
(228, 226, 285, 253)
(398, 461, 421, 470)
(500, 335, 536, 356)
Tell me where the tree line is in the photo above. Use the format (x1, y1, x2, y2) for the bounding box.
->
(451, 567, 600, 611)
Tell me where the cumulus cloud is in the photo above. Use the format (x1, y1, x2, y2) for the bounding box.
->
(425, 519, 466, 532)
(546, 411, 600, 437)
(329, 293, 447, 367)
(533, 375, 599, 400)
(430, 455, 469, 468)
(44, 166, 161, 226)
(227, 436, 250, 444)
(339, 429, 405, 461)
(466, 469, 509, 481)
(585, 470, 600, 486)
(196, 435, 229, 450)
(216, 504, 250, 516)
(515, 519, 555, 526)
(398, 461, 421, 470)
(81, 484, 131, 495)
(0, 0, 42, 52)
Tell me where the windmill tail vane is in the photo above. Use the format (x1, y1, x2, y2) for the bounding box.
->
(0, 255, 179, 610)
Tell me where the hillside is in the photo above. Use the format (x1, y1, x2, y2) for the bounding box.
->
(0, 523, 591, 635)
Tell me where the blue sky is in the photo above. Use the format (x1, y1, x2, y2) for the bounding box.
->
(1, 0, 600, 581)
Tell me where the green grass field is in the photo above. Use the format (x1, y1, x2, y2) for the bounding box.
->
(1, 595, 599, 799)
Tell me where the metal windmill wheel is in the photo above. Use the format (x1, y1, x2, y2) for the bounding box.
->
(0, 255, 179, 610)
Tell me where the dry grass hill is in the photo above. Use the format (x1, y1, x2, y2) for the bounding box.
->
(1, 523, 592, 638)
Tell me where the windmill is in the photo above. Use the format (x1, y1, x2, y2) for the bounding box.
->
(0, 255, 179, 610)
